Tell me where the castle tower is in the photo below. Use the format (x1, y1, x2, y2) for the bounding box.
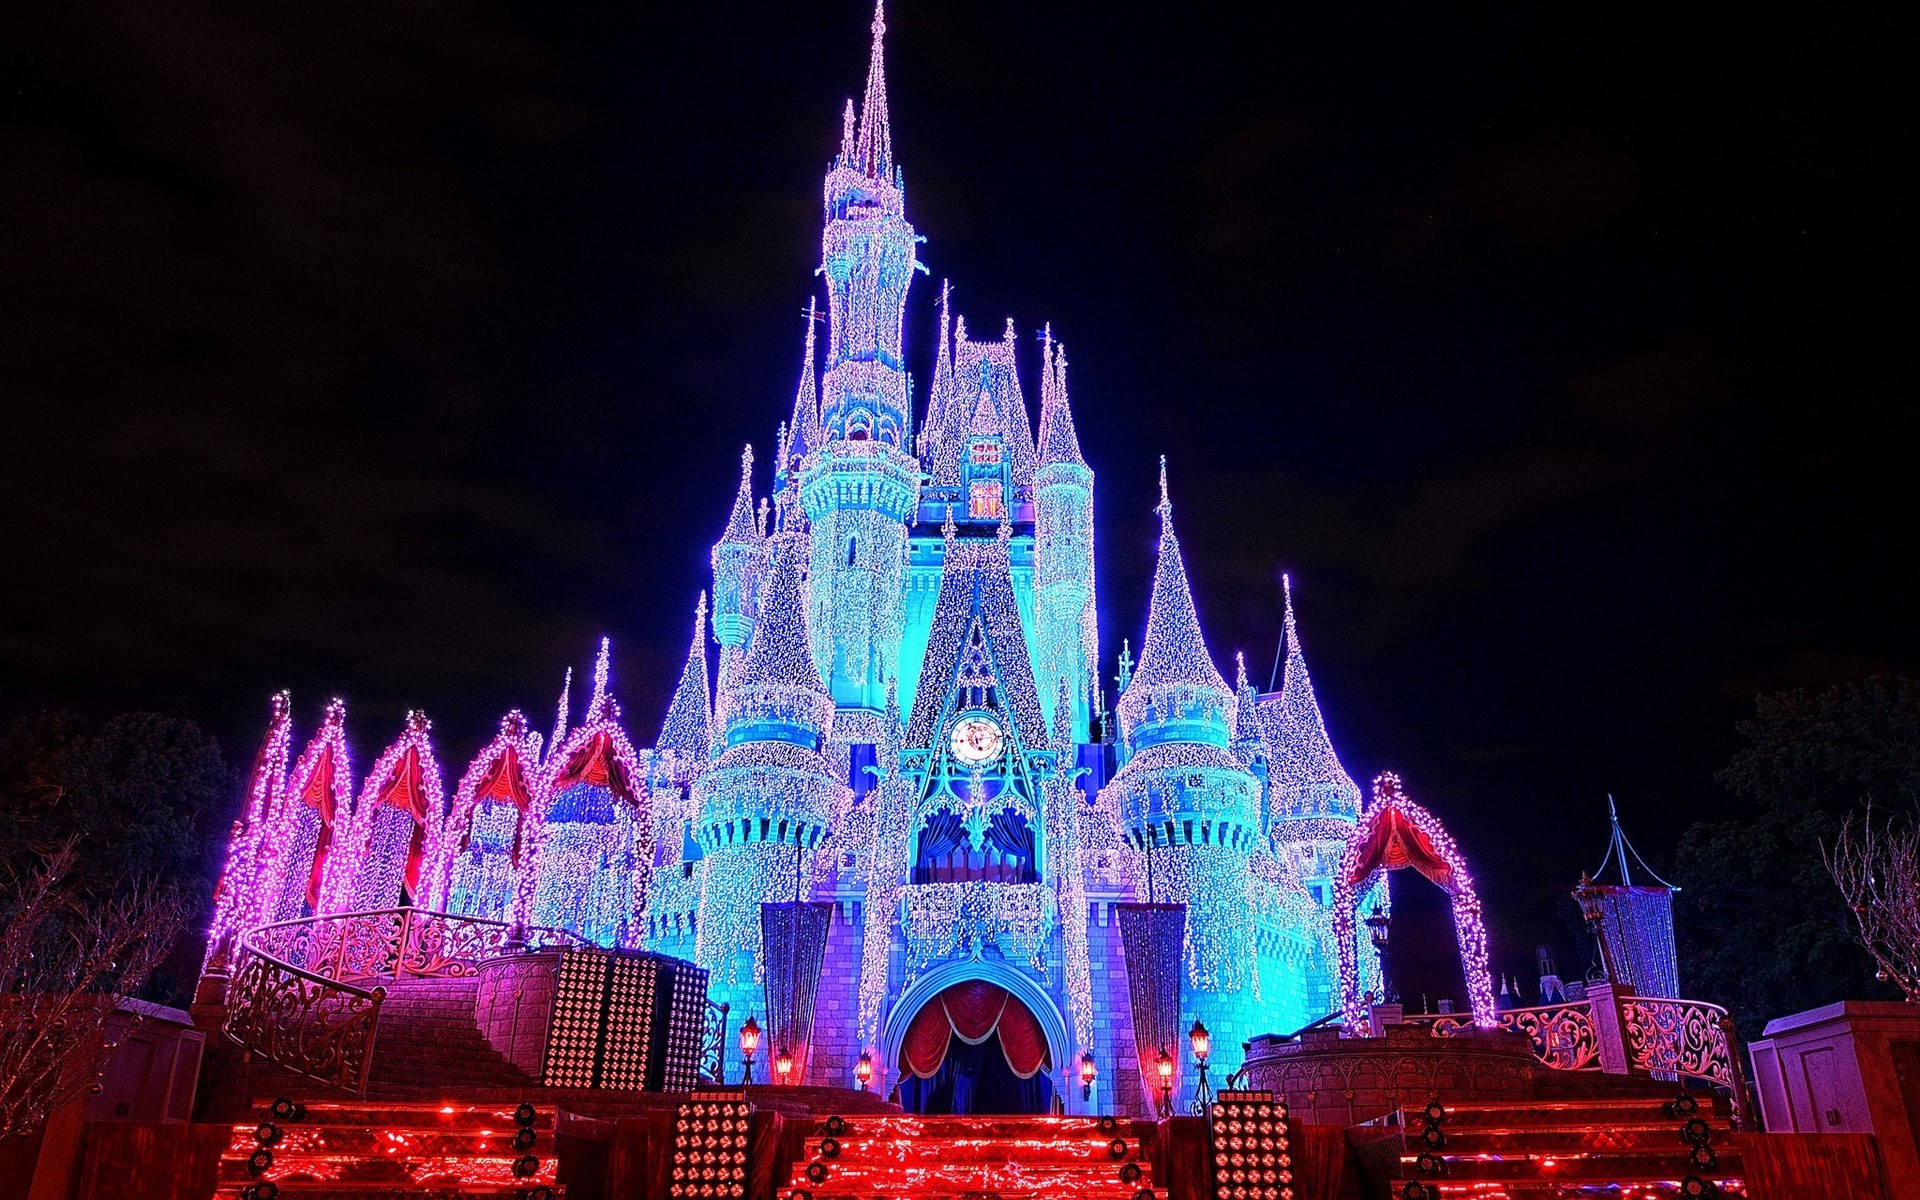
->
(711, 444, 768, 743)
(1257, 575, 1373, 1013)
(1034, 334, 1094, 742)
(1103, 462, 1267, 1082)
(802, 2, 921, 714)
(693, 532, 848, 1075)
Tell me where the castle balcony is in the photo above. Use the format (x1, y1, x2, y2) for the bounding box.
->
(799, 438, 920, 522)
(898, 880, 1057, 981)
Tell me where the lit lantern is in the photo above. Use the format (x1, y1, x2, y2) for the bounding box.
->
(1189, 1019, 1210, 1064)
(1155, 1044, 1175, 1117)
(774, 1045, 794, 1084)
(855, 1051, 874, 1091)
(1079, 1051, 1098, 1101)
(739, 1015, 761, 1085)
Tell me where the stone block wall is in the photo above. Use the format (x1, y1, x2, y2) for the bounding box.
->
(475, 951, 560, 1077)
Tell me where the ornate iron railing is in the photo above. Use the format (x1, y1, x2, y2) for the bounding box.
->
(701, 999, 730, 1084)
(1620, 997, 1735, 1089)
(223, 906, 576, 1094)
(1412, 1000, 1604, 1073)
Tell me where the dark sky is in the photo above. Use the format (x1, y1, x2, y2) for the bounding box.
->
(2, 3, 1909, 999)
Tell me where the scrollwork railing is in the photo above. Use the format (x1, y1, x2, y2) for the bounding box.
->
(222, 906, 578, 1093)
(701, 999, 730, 1084)
(1620, 997, 1735, 1089)
(1413, 1000, 1604, 1073)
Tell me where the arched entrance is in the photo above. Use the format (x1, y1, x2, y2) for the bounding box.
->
(894, 980, 1055, 1114)
(880, 962, 1071, 1115)
(1334, 772, 1497, 1030)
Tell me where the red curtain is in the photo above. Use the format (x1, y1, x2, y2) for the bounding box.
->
(899, 981, 1050, 1080)
(1348, 806, 1454, 889)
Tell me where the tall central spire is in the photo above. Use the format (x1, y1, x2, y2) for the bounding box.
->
(854, 0, 892, 178)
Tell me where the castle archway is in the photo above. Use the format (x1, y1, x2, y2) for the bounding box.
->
(879, 959, 1070, 1114)
(1334, 773, 1497, 1030)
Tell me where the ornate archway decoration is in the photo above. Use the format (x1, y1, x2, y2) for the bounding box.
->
(878, 958, 1071, 1105)
(1333, 772, 1496, 1030)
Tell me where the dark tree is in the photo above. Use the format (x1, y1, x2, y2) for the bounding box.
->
(1675, 677, 1920, 1036)
(0, 712, 232, 1004)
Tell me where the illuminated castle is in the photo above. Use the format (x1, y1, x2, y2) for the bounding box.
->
(203, 5, 1381, 1117)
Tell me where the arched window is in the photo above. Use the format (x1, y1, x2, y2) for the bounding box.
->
(912, 808, 1037, 884)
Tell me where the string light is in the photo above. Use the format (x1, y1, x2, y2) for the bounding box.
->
(1333, 772, 1497, 1030)
(204, 690, 293, 969)
(332, 709, 445, 912)
(427, 710, 542, 920)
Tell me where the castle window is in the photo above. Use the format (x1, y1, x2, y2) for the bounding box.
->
(847, 537, 858, 567)
(969, 480, 1004, 520)
(969, 440, 1002, 464)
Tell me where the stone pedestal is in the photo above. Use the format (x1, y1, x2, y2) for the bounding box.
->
(1749, 1000, 1920, 1194)
(475, 949, 563, 1077)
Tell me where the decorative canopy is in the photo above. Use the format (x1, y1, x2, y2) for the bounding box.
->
(899, 979, 1050, 1081)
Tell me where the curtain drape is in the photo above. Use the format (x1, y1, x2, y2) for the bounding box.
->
(898, 980, 1050, 1080)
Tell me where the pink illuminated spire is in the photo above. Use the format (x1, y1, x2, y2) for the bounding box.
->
(549, 666, 572, 762)
(1037, 334, 1086, 468)
(718, 444, 759, 545)
(588, 636, 614, 720)
(787, 299, 823, 461)
(657, 592, 713, 767)
(854, 0, 893, 177)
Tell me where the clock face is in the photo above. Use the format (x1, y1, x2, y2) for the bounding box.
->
(950, 714, 1004, 765)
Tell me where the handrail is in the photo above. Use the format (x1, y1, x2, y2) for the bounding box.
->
(222, 906, 580, 1094)
(1407, 999, 1604, 1073)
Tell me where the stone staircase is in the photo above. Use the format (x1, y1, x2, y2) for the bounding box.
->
(212, 1098, 561, 1199)
(1358, 1094, 1746, 1198)
(364, 978, 534, 1096)
(780, 1114, 1164, 1200)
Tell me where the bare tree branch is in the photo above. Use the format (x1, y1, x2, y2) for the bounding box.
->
(1823, 805, 1920, 1005)
(0, 839, 187, 1139)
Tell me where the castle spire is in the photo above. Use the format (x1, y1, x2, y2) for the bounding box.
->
(923, 279, 954, 458)
(718, 444, 760, 545)
(1122, 459, 1231, 709)
(588, 636, 614, 720)
(1260, 574, 1359, 808)
(657, 593, 714, 770)
(549, 667, 572, 762)
(787, 299, 822, 465)
(853, 0, 892, 178)
(738, 539, 828, 696)
(1037, 338, 1087, 468)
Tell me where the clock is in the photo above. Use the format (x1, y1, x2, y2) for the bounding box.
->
(949, 714, 1005, 765)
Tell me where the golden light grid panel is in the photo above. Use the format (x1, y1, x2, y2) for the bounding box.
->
(1209, 1089, 1294, 1200)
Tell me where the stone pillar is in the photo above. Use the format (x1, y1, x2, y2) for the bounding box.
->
(1582, 981, 1638, 1076)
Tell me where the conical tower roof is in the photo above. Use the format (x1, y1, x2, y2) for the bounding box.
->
(852, 0, 893, 178)
(725, 534, 835, 749)
(1117, 461, 1232, 744)
(1231, 651, 1269, 765)
(1037, 334, 1087, 469)
(656, 593, 713, 770)
(1258, 575, 1360, 816)
(785, 302, 823, 466)
(716, 444, 761, 547)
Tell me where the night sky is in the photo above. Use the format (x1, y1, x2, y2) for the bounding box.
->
(2, 4, 1908, 1000)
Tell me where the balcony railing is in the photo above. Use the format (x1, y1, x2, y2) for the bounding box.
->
(222, 906, 576, 1093)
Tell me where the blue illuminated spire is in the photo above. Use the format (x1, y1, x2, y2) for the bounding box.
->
(1116, 460, 1233, 749)
(656, 593, 713, 772)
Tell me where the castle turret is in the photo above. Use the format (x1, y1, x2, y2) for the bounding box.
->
(1034, 334, 1095, 742)
(1102, 461, 1267, 1083)
(1258, 575, 1362, 891)
(693, 533, 848, 1069)
(802, 1, 921, 714)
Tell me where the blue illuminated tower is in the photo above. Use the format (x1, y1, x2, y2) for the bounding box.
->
(693, 532, 847, 1076)
(710, 445, 767, 743)
(1258, 576, 1374, 1012)
(802, 4, 922, 714)
(1104, 463, 1281, 1072)
(1033, 335, 1094, 742)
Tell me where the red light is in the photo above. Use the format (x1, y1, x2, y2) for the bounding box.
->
(775, 1046, 794, 1082)
(855, 1051, 874, 1090)
(740, 1015, 761, 1059)
(1189, 1019, 1211, 1062)
(1156, 1046, 1174, 1081)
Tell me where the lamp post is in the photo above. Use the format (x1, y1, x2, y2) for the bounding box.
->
(774, 1045, 794, 1085)
(1574, 873, 1619, 982)
(1188, 1019, 1213, 1114)
(855, 1051, 874, 1092)
(1079, 1052, 1098, 1104)
(1155, 1046, 1174, 1119)
(1365, 901, 1395, 1003)
(738, 1015, 760, 1086)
